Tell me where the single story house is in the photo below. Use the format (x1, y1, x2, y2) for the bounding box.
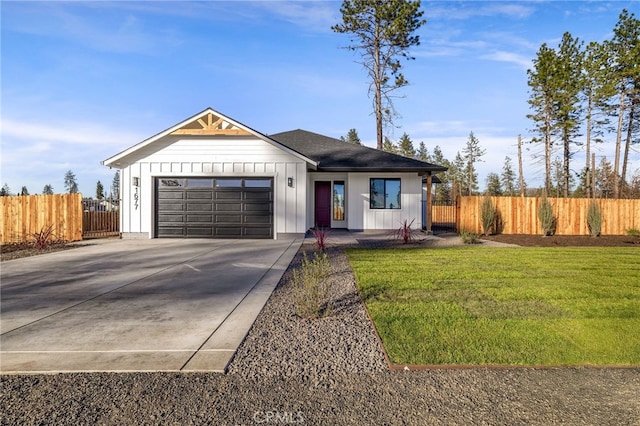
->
(102, 107, 447, 239)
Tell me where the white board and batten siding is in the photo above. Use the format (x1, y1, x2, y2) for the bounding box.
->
(347, 173, 423, 230)
(119, 136, 307, 238)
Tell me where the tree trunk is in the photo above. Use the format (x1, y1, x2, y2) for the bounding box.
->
(545, 120, 552, 197)
(621, 102, 635, 196)
(613, 87, 625, 198)
(518, 134, 525, 197)
(563, 129, 570, 198)
(585, 97, 592, 198)
(374, 21, 383, 150)
(591, 153, 596, 200)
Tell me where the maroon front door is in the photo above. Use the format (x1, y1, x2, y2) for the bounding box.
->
(315, 181, 331, 228)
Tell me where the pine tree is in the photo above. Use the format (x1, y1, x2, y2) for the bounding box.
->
(340, 128, 362, 145)
(527, 43, 558, 195)
(609, 9, 640, 197)
(595, 157, 617, 198)
(96, 181, 104, 200)
(583, 41, 616, 198)
(462, 132, 485, 196)
(111, 171, 120, 199)
(431, 146, 453, 202)
(397, 133, 415, 158)
(501, 156, 517, 196)
(20, 186, 29, 196)
(452, 152, 466, 198)
(42, 184, 54, 195)
(417, 141, 429, 161)
(332, 0, 426, 149)
(64, 170, 79, 194)
(0, 183, 11, 196)
(554, 32, 584, 198)
(485, 173, 503, 196)
(382, 136, 398, 154)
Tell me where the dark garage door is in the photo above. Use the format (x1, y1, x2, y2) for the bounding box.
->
(155, 177, 273, 238)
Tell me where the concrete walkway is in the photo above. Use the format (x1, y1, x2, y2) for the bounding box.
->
(1, 237, 302, 374)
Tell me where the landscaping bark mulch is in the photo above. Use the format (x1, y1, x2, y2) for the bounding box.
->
(481, 234, 640, 247)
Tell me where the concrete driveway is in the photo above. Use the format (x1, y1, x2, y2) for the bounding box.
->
(1, 237, 302, 373)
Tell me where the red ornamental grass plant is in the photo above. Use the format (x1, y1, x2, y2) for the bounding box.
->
(31, 224, 56, 250)
(310, 227, 330, 251)
(392, 218, 417, 244)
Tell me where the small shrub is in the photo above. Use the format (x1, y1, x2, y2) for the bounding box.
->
(480, 195, 498, 236)
(391, 218, 417, 244)
(310, 227, 330, 251)
(292, 251, 332, 319)
(587, 201, 602, 237)
(460, 229, 481, 244)
(31, 224, 57, 250)
(537, 197, 556, 237)
(627, 229, 640, 237)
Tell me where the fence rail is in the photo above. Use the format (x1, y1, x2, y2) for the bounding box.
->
(0, 194, 83, 243)
(457, 196, 640, 236)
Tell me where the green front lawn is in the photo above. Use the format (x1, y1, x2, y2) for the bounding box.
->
(346, 247, 640, 366)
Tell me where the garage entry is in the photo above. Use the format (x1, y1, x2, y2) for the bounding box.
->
(155, 177, 273, 238)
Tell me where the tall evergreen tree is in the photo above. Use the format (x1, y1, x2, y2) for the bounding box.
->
(485, 173, 503, 196)
(397, 132, 416, 157)
(452, 152, 466, 198)
(64, 170, 79, 194)
(111, 171, 120, 199)
(20, 186, 29, 196)
(0, 183, 11, 196)
(42, 184, 54, 195)
(340, 128, 362, 145)
(501, 156, 517, 196)
(582, 41, 616, 198)
(554, 32, 584, 198)
(595, 157, 617, 198)
(332, 0, 426, 149)
(431, 146, 453, 202)
(96, 181, 105, 200)
(609, 9, 640, 197)
(382, 136, 398, 153)
(527, 43, 558, 195)
(461, 132, 485, 196)
(417, 141, 429, 161)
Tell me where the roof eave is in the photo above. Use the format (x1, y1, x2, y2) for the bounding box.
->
(316, 167, 448, 173)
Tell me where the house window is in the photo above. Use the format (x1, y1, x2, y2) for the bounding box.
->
(370, 178, 401, 209)
(333, 181, 345, 221)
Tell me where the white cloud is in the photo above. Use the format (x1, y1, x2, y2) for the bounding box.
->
(253, 1, 339, 33)
(426, 2, 535, 21)
(481, 51, 533, 70)
(4, 2, 182, 55)
(1, 118, 144, 146)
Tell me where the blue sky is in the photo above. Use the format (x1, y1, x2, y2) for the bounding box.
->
(2, 1, 638, 196)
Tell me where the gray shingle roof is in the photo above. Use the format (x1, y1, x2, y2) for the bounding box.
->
(270, 129, 447, 173)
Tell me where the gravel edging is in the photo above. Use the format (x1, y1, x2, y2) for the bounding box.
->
(2, 242, 639, 425)
(226, 243, 389, 380)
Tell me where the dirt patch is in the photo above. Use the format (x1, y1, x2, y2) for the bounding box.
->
(481, 234, 640, 247)
(0, 242, 79, 262)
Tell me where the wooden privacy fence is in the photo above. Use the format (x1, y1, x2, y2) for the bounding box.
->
(457, 196, 640, 236)
(0, 194, 83, 243)
(431, 203, 457, 232)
